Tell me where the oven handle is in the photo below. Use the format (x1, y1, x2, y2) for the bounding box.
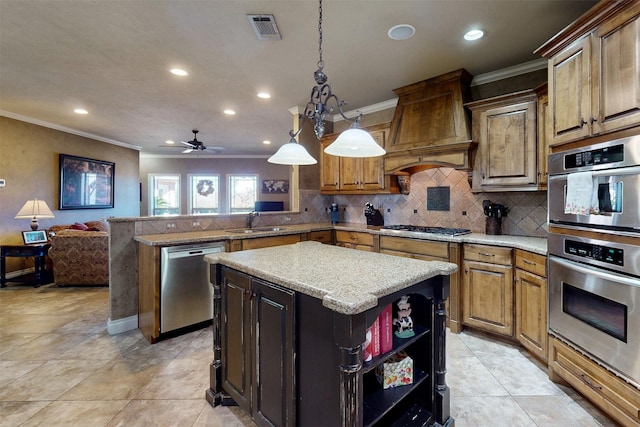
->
(550, 256, 640, 288)
(549, 165, 640, 179)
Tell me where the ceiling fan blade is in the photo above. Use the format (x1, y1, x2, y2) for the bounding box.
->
(182, 148, 193, 153)
(180, 140, 196, 147)
(207, 145, 225, 151)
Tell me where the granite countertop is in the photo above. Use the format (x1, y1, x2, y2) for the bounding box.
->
(135, 222, 547, 255)
(204, 241, 458, 315)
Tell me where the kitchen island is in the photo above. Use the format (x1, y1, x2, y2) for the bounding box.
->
(204, 241, 457, 427)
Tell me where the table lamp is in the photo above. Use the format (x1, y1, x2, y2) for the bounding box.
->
(15, 199, 55, 230)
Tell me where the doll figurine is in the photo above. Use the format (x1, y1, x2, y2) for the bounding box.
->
(393, 295, 415, 338)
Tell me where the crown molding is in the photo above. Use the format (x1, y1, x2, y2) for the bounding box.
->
(470, 58, 548, 86)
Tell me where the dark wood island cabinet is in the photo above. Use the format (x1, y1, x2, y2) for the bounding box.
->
(204, 241, 457, 427)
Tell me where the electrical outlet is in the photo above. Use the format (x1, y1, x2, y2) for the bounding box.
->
(0, 178, 5, 187)
(462, 211, 467, 216)
(413, 209, 418, 214)
(387, 208, 391, 213)
(192, 221, 200, 227)
(166, 223, 176, 229)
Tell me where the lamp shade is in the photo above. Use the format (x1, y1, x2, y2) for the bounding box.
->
(268, 139, 318, 165)
(324, 124, 386, 158)
(15, 199, 55, 230)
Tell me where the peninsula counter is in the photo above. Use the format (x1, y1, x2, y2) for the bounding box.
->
(204, 241, 457, 427)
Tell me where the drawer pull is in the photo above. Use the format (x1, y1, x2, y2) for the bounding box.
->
(523, 260, 536, 266)
(580, 374, 602, 390)
(479, 252, 495, 257)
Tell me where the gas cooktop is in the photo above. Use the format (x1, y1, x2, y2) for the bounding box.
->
(381, 225, 472, 236)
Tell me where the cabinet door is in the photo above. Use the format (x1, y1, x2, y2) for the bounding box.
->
(536, 90, 549, 189)
(252, 279, 296, 427)
(221, 268, 252, 414)
(515, 268, 547, 362)
(359, 129, 386, 191)
(339, 157, 360, 191)
(462, 260, 514, 337)
(478, 100, 537, 188)
(320, 138, 339, 192)
(549, 36, 591, 145)
(592, 4, 640, 135)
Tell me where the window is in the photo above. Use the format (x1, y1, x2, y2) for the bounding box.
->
(228, 175, 258, 213)
(189, 175, 219, 214)
(149, 174, 180, 216)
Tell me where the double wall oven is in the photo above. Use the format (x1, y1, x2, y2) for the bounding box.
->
(547, 136, 640, 388)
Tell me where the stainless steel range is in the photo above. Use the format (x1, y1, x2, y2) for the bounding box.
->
(381, 225, 472, 236)
(547, 136, 640, 388)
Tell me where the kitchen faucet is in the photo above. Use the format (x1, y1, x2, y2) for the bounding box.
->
(246, 210, 259, 228)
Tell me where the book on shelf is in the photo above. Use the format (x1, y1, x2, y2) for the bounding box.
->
(380, 304, 393, 354)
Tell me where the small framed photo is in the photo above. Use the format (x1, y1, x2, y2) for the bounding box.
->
(22, 230, 48, 245)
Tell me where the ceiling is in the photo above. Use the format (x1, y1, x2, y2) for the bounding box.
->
(0, 0, 598, 157)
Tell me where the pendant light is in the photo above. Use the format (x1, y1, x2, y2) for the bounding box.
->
(269, 0, 385, 165)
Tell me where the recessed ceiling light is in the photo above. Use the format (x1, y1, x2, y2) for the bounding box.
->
(165, 140, 175, 145)
(263, 140, 271, 145)
(257, 92, 271, 99)
(224, 109, 236, 115)
(170, 68, 189, 76)
(464, 29, 484, 41)
(388, 24, 415, 41)
(74, 108, 88, 115)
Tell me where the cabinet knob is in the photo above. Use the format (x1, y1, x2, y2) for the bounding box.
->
(590, 116, 598, 124)
(580, 118, 588, 127)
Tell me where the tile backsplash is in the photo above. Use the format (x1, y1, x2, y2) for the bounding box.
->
(329, 168, 548, 238)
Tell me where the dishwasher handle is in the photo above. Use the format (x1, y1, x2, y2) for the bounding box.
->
(164, 244, 225, 260)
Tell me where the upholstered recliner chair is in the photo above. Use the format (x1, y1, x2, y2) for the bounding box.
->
(48, 221, 109, 286)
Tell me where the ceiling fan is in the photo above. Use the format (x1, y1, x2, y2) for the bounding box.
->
(163, 130, 224, 154)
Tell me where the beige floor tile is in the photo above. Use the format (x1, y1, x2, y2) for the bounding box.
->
(0, 333, 40, 355)
(478, 354, 564, 396)
(450, 396, 537, 427)
(0, 332, 92, 361)
(447, 356, 509, 397)
(106, 399, 206, 427)
(0, 314, 79, 334)
(446, 329, 474, 357)
(60, 356, 170, 401)
(19, 400, 129, 427)
(136, 356, 211, 399)
(193, 404, 257, 427)
(0, 360, 44, 388)
(0, 359, 108, 401)
(513, 395, 618, 427)
(0, 401, 49, 427)
(56, 330, 146, 361)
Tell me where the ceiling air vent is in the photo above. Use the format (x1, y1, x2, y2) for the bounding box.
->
(247, 14, 281, 40)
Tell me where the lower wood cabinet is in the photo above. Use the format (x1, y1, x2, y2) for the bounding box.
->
(549, 336, 640, 426)
(305, 229, 334, 244)
(229, 233, 301, 251)
(515, 249, 548, 362)
(221, 267, 296, 427)
(335, 230, 379, 252)
(462, 244, 514, 337)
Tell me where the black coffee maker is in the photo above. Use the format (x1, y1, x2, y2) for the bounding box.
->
(364, 202, 384, 226)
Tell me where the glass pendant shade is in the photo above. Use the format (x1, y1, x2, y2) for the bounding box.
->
(324, 124, 386, 158)
(268, 139, 318, 165)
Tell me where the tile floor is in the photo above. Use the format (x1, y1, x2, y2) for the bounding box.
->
(0, 284, 618, 427)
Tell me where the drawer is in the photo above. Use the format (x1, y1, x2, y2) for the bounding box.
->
(335, 231, 374, 247)
(306, 230, 333, 244)
(549, 336, 640, 426)
(241, 234, 301, 250)
(379, 236, 449, 261)
(463, 244, 512, 265)
(515, 249, 546, 277)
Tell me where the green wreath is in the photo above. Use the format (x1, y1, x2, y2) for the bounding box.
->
(196, 179, 215, 197)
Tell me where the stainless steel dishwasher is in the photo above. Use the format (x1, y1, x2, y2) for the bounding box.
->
(160, 242, 225, 334)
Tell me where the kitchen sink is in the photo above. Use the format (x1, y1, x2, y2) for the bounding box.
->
(226, 227, 286, 234)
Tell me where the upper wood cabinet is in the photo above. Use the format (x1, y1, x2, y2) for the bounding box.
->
(535, 83, 549, 189)
(466, 90, 539, 192)
(320, 123, 399, 194)
(536, 0, 640, 146)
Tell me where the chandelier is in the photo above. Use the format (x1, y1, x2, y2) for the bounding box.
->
(268, 0, 386, 165)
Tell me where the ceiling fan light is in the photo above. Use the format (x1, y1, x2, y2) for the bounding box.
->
(324, 125, 385, 158)
(268, 139, 317, 165)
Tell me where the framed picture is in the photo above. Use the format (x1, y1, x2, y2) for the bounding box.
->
(59, 154, 114, 209)
(262, 179, 289, 194)
(22, 230, 48, 245)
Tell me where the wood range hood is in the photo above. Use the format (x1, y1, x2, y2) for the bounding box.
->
(384, 69, 476, 176)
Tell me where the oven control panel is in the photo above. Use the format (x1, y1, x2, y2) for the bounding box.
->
(564, 144, 624, 169)
(565, 240, 624, 266)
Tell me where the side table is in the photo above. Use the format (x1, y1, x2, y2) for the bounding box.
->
(0, 243, 52, 288)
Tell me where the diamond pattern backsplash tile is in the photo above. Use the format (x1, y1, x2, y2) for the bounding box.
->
(333, 168, 548, 237)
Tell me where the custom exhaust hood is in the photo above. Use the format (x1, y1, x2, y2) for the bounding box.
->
(384, 69, 476, 175)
